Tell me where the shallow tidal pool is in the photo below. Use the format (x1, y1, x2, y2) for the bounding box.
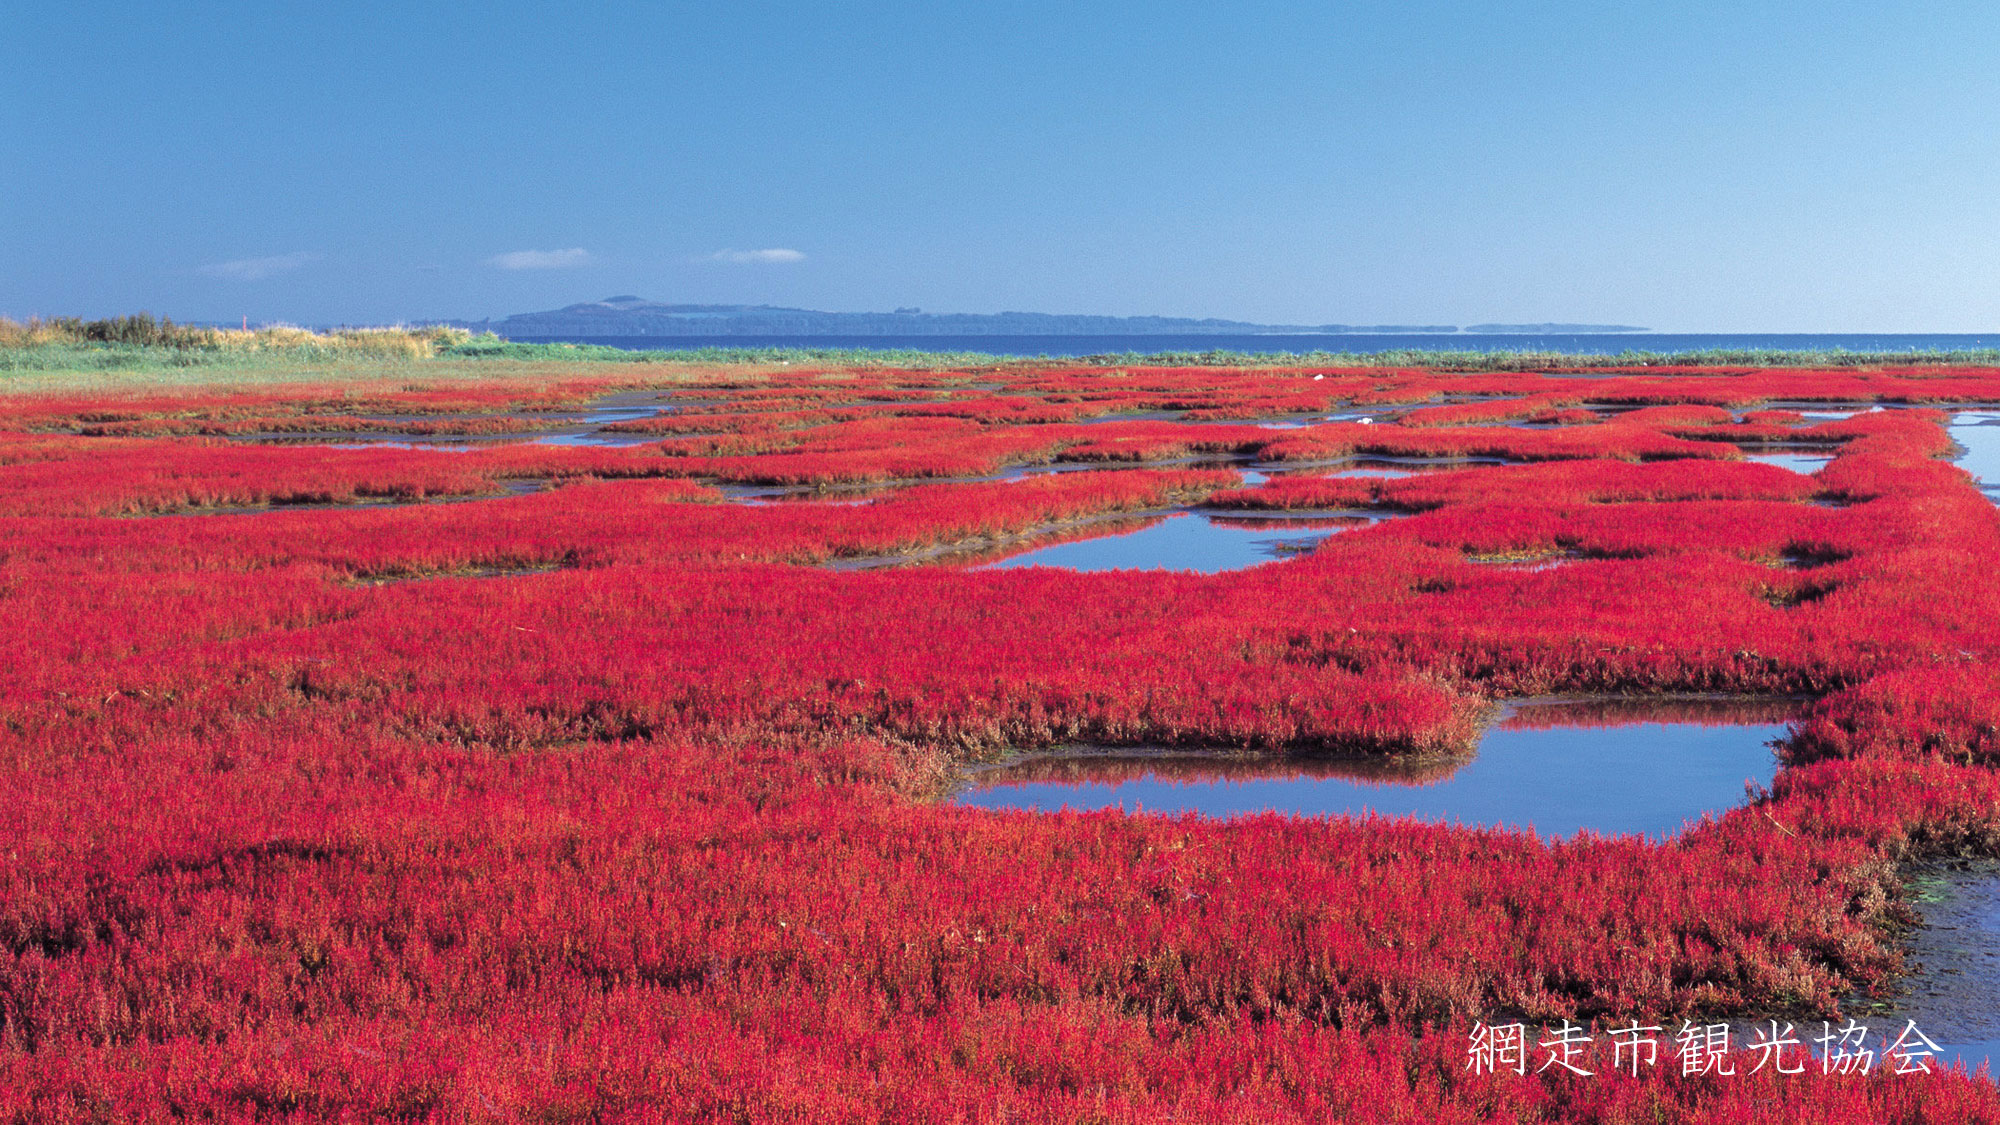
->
(977, 511, 1362, 574)
(1951, 413, 2000, 505)
(955, 697, 1800, 840)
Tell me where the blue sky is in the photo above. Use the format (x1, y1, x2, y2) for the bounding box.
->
(5, 1, 1997, 330)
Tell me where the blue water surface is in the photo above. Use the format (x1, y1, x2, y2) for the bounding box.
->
(957, 718, 1788, 841)
(514, 333, 2000, 357)
(978, 512, 1342, 574)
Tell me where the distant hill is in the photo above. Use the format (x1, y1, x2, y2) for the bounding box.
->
(459, 297, 1475, 338)
(1463, 323, 1650, 334)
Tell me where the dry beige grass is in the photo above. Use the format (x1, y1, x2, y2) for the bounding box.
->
(0, 316, 470, 357)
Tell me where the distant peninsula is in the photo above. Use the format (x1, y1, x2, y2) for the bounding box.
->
(458, 297, 1647, 338)
(1462, 323, 1652, 334)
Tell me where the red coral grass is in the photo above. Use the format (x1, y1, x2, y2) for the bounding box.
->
(1, 362, 1998, 1120)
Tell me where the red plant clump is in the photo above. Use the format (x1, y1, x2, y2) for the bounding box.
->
(6, 362, 2000, 1120)
(0, 379, 635, 432)
(0, 469, 1235, 578)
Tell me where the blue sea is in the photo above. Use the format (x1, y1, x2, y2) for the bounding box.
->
(512, 332, 1998, 357)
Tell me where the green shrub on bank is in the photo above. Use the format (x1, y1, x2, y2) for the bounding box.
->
(6, 314, 2000, 381)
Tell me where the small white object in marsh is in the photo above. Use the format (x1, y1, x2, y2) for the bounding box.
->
(1313, 374, 1324, 381)
(1358, 417, 1374, 425)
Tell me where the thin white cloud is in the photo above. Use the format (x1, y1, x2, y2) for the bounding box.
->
(486, 248, 592, 270)
(706, 248, 806, 264)
(198, 252, 317, 281)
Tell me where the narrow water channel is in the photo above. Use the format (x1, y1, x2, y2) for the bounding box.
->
(1744, 450, 1834, 474)
(1871, 858, 2000, 1074)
